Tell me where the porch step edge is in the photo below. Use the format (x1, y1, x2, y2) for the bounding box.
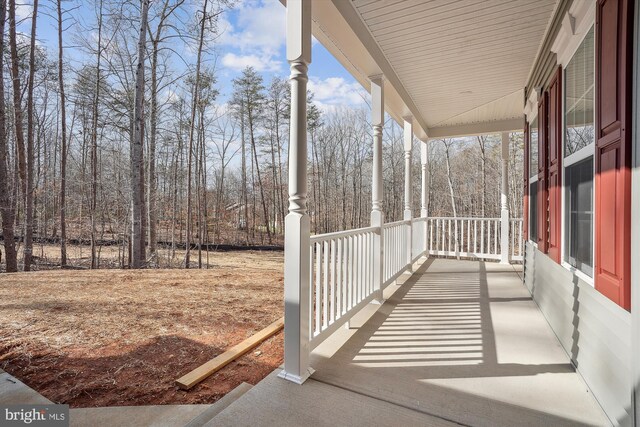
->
(187, 382, 253, 427)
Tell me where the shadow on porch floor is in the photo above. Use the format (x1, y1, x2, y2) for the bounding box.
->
(212, 258, 609, 427)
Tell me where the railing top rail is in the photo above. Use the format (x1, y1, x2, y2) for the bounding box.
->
(427, 216, 501, 221)
(382, 219, 411, 228)
(310, 225, 378, 242)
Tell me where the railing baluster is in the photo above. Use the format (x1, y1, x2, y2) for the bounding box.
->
(467, 219, 471, 255)
(315, 242, 321, 335)
(337, 238, 343, 318)
(309, 243, 314, 339)
(473, 220, 477, 255)
(323, 240, 329, 329)
(429, 219, 433, 254)
(330, 239, 336, 324)
(365, 232, 371, 295)
(493, 221, 500, 254)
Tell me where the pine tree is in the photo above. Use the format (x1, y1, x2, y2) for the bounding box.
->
(230, 67, 270, 243)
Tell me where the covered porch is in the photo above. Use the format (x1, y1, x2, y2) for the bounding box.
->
(274, 0, 638, 425)
(212, 258, 607, 426)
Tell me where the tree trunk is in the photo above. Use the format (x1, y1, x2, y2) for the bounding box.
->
(148, 38, 159, 260)
(131, 0, 149, 269)
(240, 100, 248, 243)
(184, 0, 208, 268)
(248, 114, 271, 244)
(0, 0, 17, 272)
(90, 0, 104, 269)
(23, 0, 39, 271)
(57, 0, 67, 267)
(8, 0, 26, 270)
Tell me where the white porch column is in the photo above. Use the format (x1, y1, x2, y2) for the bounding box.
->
(279, 0, 313, 385)
(403, 117, 413, 271)
(421, 142, 429, 256)
(371, 76, 384, 302)
(500, 132, 510, 264)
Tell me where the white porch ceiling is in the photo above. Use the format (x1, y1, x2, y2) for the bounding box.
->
(309, 0, 559, 139)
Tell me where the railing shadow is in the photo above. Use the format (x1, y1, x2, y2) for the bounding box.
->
(332, 260, 572, 379)
(310, 258, 599, 426)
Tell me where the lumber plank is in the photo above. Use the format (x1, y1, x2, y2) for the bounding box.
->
(176, 317, 284, 390)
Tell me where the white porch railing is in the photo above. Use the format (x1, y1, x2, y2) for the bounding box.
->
(307, 215, 523, 350)
(427, 217, 501, 260)
(424, 216, 524, 262)
(383, 219, 412, 286)
(510, 218, 524, 262)
(412, 217, 427, 263)
(309, 226, 378, 349)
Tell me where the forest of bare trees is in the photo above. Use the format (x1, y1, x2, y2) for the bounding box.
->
(0, 0, 523, 272)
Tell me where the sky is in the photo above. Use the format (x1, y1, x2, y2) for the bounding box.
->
(214, 0, 366, 110)
(18, 0, 367, 113)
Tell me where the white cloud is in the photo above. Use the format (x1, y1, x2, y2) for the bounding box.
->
(221, 52, 281, 72)
(16, 1, 32, 21)
(308, 77, 368, 111)
(218, 0, 286, 73)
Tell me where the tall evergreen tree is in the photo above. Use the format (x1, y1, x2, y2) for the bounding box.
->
(230, 67, 270, 243)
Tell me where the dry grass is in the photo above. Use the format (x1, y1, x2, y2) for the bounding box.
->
(22, 242, 280, 270)
(0, 251, 284, 407)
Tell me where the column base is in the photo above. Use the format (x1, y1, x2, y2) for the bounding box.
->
(278, 367, 315, 384)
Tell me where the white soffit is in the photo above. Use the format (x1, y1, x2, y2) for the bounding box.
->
(312, 0, 559, 138)
(303, 0, 430, 141)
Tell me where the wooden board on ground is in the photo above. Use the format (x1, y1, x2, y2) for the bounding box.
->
(176, 318, 284, 390)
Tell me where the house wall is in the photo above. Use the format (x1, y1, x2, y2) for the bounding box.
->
(524, 242, 632, 426)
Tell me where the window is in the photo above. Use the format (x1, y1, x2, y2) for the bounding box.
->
(529, 117, 538, 178)
(564, 27, 595, 157)
(563, 26, 594, 277)
(529, 182, 538, 242)
(528, 117, 538, 242)
(565, 158, 593, 276)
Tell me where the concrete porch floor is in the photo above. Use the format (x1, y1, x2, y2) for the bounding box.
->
(213, 258, 610, 427)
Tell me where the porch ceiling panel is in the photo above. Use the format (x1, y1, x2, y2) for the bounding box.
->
(310, 0, 559, 139)
(353, 0, 558, 137)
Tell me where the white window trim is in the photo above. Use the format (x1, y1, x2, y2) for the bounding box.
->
(529, 119, 540, 180)
(560, 19, 596, 284)
(562, 260, 595, 286)
(524, 89, 539, 123)
(564, 142, 595, 167)
(551, 1, 596, 68)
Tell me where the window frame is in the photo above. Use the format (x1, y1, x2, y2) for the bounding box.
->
(560, 24, 596, 285)
(528, 120, 539, 247)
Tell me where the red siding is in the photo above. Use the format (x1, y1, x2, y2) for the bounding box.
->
(594, 0, 633, 310)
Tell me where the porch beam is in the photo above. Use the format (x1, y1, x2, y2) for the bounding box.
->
(279, 0, 313, 385)
(404, 117, 413, 271)
(500, 132, 510, 264)
(428, 118, 523, 139)
(371, 75, 384, 302)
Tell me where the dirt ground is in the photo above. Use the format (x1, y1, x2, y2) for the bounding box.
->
(0, 251, 284, 408)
